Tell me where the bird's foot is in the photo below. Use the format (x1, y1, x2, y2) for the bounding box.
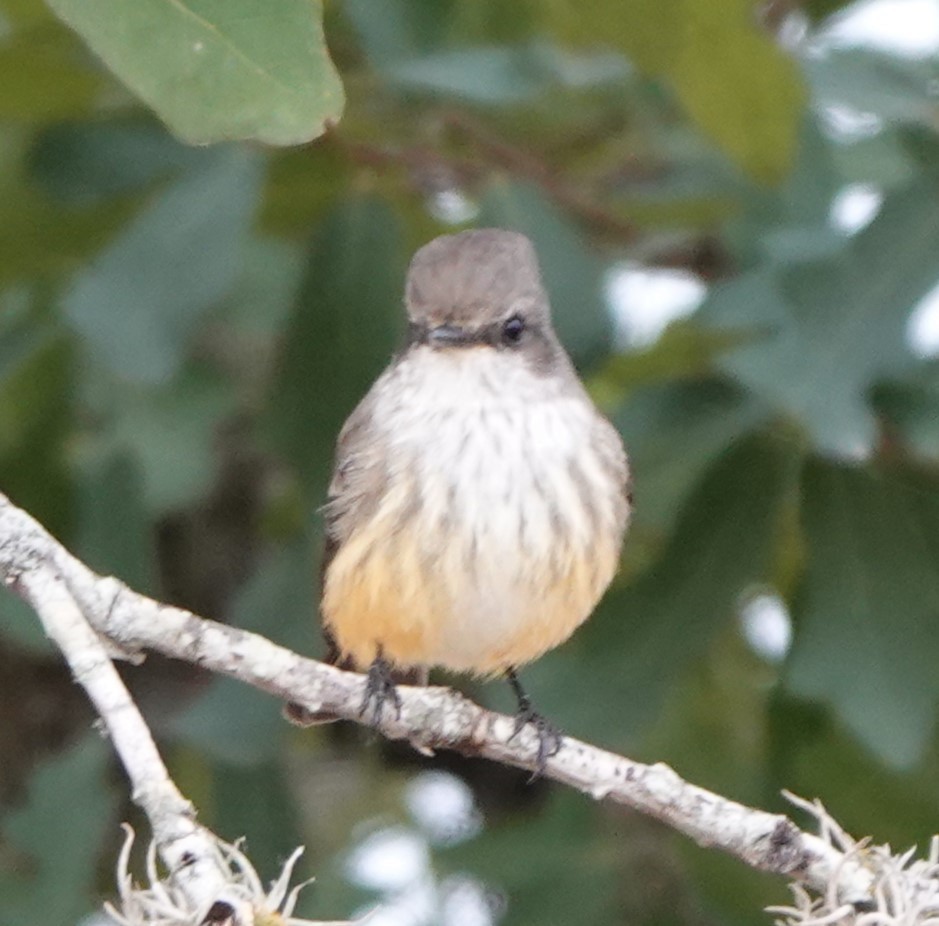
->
(510, 704, 563, 777)
(506, 669, 563, 779)
(360, 655, 401, 725)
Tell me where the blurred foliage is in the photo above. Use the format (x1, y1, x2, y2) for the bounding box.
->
(2, 0, 939, 924)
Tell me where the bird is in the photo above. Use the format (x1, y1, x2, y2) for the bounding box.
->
(307, 228, 630, 771)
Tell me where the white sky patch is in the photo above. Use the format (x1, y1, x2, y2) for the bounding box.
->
(829, 183, 884, 235)
(818, 103, 884, 141)
(441, 875, 500, 926)
(80, 915, 119, 926)
(739, 593, 793, 664)
(429, 189, 479, 225)
(606, 263, 707, 349)
(353, 881, 438, 926)
(405, 770, 482, 846)
(907, 278, 939, 357)
(778, 10, 812, 50)
(820, 0, 939, 58)
(345, 827, 430, 892)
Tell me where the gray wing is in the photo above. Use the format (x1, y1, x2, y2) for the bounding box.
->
(320, 385, 389, 572)
(316, 368, 430, 685)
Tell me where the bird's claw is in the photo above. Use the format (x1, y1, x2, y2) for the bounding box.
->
(509, 703, 563, 780)
(360, 656, 401, 725)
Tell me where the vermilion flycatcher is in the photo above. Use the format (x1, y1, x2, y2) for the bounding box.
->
(314, 228, 631, 767)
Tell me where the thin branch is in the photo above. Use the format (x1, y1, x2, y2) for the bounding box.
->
(10, 564, 239, 920)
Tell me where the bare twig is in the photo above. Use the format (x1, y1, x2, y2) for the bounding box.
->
(10, 566, 241, 921)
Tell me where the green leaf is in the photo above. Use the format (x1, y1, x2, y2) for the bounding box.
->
(667, 0, 807, 184)
(0, 736, 115, 925)
(384, 43, 629, 105)
(527, 433, 800, 746)
(210, 761, 305, 872)
(0, 309, 74, 538)
(169, 537, 317, 763)
(446, 791, 619, 926)
(872, 368, 939, 459)
(613, 377, 767, 536)
(806, 50, 939, 129)
(267, 195, 406, 495)
(74, 450, 155, 592)
(771, 692, 939, 849)
(106, 366, 238, 514)
(0, 593, 51, 654)
(0, 22, 102, 122)
(702, 176, 939, 454)
(0, 316, 70, 458)
(725, 119, 844, 271)
(229, 535, 318, 652)
(787, 460, 939, 768)
(478, 181, 612, 369)
(543, 0, 684, 74)
(262, 145, 351, 236)
(45, 0, 344, 145)
(217, 235, 305, 338)
(544, 0, 805, 182)
(170, 676, 285, 766)
(30, 120, 208, 206)
(339, 0, 456, 68)
(0, 134, 138, 285)
(63, 147, 263, 385)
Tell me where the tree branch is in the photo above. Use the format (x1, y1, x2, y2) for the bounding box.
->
(2, 490, 933, 923)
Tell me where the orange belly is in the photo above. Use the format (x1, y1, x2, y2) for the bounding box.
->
(321, 504, 620, 675)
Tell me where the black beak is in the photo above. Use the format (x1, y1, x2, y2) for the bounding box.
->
(428, 323, 473, 346)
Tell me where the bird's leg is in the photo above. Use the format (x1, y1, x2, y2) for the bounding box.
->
(506, 669, 563, 777)
(360, 649, 402, 725)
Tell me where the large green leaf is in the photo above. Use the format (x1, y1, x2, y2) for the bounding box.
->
(384, 43, 629, 105)
(701, 175, 939, 454)
(613, 377, 767, 537)
(104, 365, 238, 514)
(169, 536, 318, 763)
(806, 50, 939, 130)
(545, 0, 806, 182)
(63, 147, 263, 385)
(30, 120, 208, 206)
(340, 0, 540, 68)
(0, 737, 116, 925)
(478, 181, 612, 370)
(267, 195, 406, 495)
(45, 0, 344, 145)
(770, 693, 939, 851)
(668, 0, 806, 184)
(75, 450, 155, 593)
(787, 460, 939, 768)
(724, 119, 844, 271)
(339, 0, 457, 68)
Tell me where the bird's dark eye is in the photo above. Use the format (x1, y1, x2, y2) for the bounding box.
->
(501, 314, 526, 344)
